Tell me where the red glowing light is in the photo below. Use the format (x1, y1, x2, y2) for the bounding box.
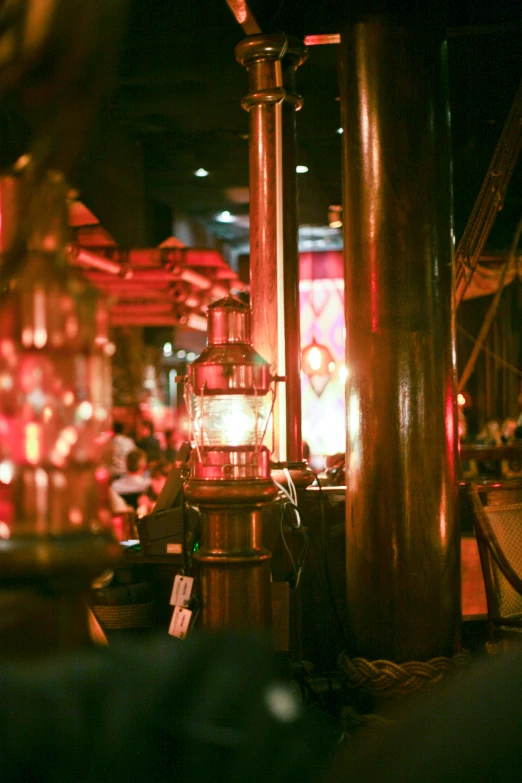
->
(95, 466, 109, 483)
(68, 508, 83, 526)
(301, 339, 334, 378)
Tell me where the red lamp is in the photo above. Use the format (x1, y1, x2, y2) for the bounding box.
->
(301, 338, 334, 378)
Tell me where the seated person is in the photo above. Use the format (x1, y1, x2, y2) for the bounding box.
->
(135, 419, 162, 463)
(476, 418, 502, 478)
(501, 422, 522, 479)
(111, 449, 150, 510)
(458, 412, 478, 479)
(137, 459, 171, 518)
(107, 421, 136, 480)
(164, 429, 179, 462)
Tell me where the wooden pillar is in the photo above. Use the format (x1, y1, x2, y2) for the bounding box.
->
(340, 18, 460, 661)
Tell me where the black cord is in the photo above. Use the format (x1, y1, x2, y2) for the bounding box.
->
(279, 499, 308, 589)
(309, 472, 348, 647)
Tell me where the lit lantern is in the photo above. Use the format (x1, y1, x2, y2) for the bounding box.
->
(180, 295, 279, 631)
(0, 163, 113, 540)
(184, 295, 275, 480)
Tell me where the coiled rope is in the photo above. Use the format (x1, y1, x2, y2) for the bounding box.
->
(338, 650, 471, 696)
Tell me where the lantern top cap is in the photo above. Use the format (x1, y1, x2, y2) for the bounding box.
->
(207, 294, 252, 345)
(208, 294, 249, 313)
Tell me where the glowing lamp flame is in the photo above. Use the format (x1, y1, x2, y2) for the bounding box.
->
(457, 393, 466, 407)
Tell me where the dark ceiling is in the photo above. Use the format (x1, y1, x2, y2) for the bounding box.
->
(2, 0, 521, 255)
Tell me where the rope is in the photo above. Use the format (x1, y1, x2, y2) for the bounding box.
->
(455, 78, 522, 305)
(338, 650, 471, 695)
(458, 211, 522, 392)
(457, 324, 522, 379)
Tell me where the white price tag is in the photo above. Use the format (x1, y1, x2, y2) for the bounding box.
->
(168, 606, 192, 639)
(170, 575, 194, 607)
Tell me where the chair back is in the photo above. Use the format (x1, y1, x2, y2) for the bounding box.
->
(119, 492, 141, 511)
(468, 483, 522, 630)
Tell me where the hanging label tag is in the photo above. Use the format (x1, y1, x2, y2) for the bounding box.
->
(170, 575, 194, 607)
(170, 574, 194, 606)
(168, 606, 192, 639)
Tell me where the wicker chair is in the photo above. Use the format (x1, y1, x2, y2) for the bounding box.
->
(468, 483, 522, 643)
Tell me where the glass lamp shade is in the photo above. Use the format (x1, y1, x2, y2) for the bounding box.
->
(184, 295, 274, 479)
(191, 393, 270, 448)
(0, 169, 112, 538)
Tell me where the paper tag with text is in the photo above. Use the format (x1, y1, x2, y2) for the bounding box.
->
(170, 575, 194, 607)
(168, 606, 192, 639)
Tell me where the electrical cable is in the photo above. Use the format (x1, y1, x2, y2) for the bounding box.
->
(277, 497, 307, 589)
(310, 470, 348, 647)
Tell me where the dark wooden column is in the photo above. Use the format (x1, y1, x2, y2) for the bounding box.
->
(340, 19, 460, 661)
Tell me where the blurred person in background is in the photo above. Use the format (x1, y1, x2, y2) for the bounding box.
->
(135, 419, 162, 463)
(476, 418, 502, 478)
(501, 417, 518, 443)
(137, 459, 171, 517)
(111, 449, 150, 510)
(458, 411, 478, 479)
(107, 421, 136, 480)
(500, 417, 522, 479)
(164, 429, 179, 462)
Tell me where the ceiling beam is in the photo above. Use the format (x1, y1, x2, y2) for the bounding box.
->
(225, 0, 261, 36)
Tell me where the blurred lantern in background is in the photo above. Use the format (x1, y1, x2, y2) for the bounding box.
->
(301, 337, 335, 398)
(0, 160, 113, 543)
(301, 338, 335, 378)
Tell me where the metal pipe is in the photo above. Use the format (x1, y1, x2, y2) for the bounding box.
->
(236, 34, 307, 465)
(68, 245, 122, 275)
(280, 41, 307, 463)
(340, 18, 459, 662)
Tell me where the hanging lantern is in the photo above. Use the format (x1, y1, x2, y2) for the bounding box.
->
(183, 295, 276, 480)
(301, 338, 335, 379)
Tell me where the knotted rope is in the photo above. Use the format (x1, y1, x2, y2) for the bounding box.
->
(338, 650, 471, 696)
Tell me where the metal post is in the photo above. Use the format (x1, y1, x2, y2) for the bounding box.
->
(185, 481, 277, 630)
(340, 19, 460, 661)
(236, 34, 308, 467)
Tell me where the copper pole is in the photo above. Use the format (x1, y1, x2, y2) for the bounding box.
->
(281, 40, 307, 464)
(185, 481, 277, 630)
(236, 34, 307, 466)
(340, 19, 460, 661)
